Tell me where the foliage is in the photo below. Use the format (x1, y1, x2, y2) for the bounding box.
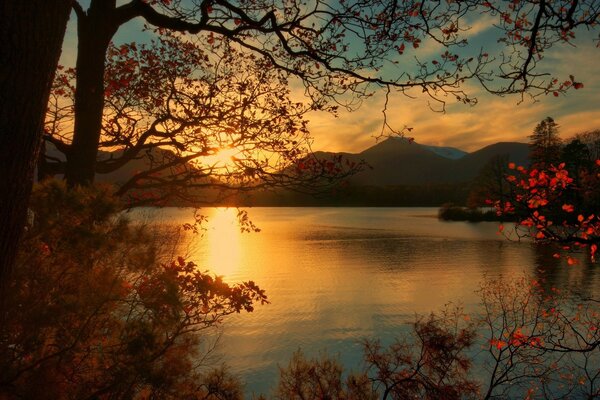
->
(271, 278, 600, 400)
(0, 180, 266, 399)
(274, 350, 375, 400)
(44, 0, 600, 193)
(492, 160, 600, 262)
(573, 129, 600, 162)
(363, 308, 478, 400)
(528, 117, 562, 169)
(467, 154, 512, 208)
(45, 33, 360, 206)
(438, 203, 506, 222)
(479, 276, 600, 399)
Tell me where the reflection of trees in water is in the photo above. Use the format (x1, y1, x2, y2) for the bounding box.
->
(532, 244, 600, 298)
(273, 276, 600, 400)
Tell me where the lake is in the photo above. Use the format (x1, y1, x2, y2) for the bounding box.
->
(129, 207, 600, 396)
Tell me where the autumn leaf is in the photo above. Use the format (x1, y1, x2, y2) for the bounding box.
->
(490, 338, 507, 350)
(562, 204, 574, 212)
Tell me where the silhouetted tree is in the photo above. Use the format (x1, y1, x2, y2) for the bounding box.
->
(467, 154, 511, 208)
(0, 0, 71, 305)
(0, 181, 266, 398)
(528, 117, 562, 169)
(42, 0, 600, 192)
(561, 138, 591, 209)
(275, 350, 375, 400)
(574, 129, 600, 163)
(494, 161, 600, 261)
(45, 33, 361, 206)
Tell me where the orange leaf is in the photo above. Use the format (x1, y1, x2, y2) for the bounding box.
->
(561, 204, 574, 212)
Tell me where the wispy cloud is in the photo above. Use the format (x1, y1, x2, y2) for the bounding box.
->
(309, 36, 600, 153)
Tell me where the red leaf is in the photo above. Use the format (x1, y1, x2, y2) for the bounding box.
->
(562, 204, 574, 212)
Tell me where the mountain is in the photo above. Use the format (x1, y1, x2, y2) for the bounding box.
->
(42, 137, 530, 206)
(345, 138, 529, 186)
(43, 144, 182, 186)
(450, 142, 529, 181)
(424, 145, 467, 160)
(349, 137, 452, 185)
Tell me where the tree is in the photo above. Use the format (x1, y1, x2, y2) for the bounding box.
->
(493, 160, 600, 263)
(574, 129, 600, 164)
(528, 117, 562, 169)
(271, 278, 600, 400)
(479, 276, 600, 399)
(275, 350, 376, 400)
(0, 181, 267, 398)
(43, 0, 600, 196)
(467, 154, 511, 208)
(0, 0, 71, 306)
(45, 32, 360, 206)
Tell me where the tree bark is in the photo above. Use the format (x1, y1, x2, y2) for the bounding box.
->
(65, 0, 117, 187)
(0, 1, 71, 299)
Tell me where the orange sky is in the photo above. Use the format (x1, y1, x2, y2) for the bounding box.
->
(60, 4, 600, 154)
(307, 40, 600, 153)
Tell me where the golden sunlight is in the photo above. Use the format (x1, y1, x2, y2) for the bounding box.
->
(205, 208, 242, 277)
(204, 147, 241, 169)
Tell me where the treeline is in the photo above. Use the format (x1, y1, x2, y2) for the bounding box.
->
(441, 120, 600, 221)
(223, 183, 471, 207)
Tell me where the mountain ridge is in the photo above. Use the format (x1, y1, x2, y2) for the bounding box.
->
(325, 137, 529, 186)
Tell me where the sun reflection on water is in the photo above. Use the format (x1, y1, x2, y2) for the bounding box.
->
(205, 208, 242, 277)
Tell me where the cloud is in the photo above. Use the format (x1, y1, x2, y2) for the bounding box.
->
(59, 5, 600, 154)
(308, 35, 600, 153)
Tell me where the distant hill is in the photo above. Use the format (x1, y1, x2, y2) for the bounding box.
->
(349, 138, 452, 185)
(346, 137, 529, 186)
(44, 144, 182, 186)
(423, 145, 467, 160)
(43, 137, 530, 206)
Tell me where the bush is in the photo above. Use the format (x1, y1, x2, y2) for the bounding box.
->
(0, 180, 266, 399)
(438, 203, 502, 222)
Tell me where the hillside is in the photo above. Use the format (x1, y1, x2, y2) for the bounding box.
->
(42, 137, 530, 206)
(346, 137, 528, 186)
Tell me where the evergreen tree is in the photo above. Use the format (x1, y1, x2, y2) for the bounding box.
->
(528, 117, 562, 168)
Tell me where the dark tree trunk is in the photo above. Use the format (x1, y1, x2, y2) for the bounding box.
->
(0, 1, 71, 298)
(65, 0, 117, 187)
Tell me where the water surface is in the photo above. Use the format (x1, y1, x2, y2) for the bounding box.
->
(129, 207, 599, 395)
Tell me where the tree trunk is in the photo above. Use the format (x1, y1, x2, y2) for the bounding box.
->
(65, 1, 117, 187)
(0, 1, 71, 299)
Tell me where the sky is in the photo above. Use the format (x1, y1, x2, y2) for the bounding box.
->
(306, 40, 600, 153)
(59, 2, 600, 154)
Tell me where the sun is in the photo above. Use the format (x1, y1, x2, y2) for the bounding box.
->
(204, 147, 240, 168)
